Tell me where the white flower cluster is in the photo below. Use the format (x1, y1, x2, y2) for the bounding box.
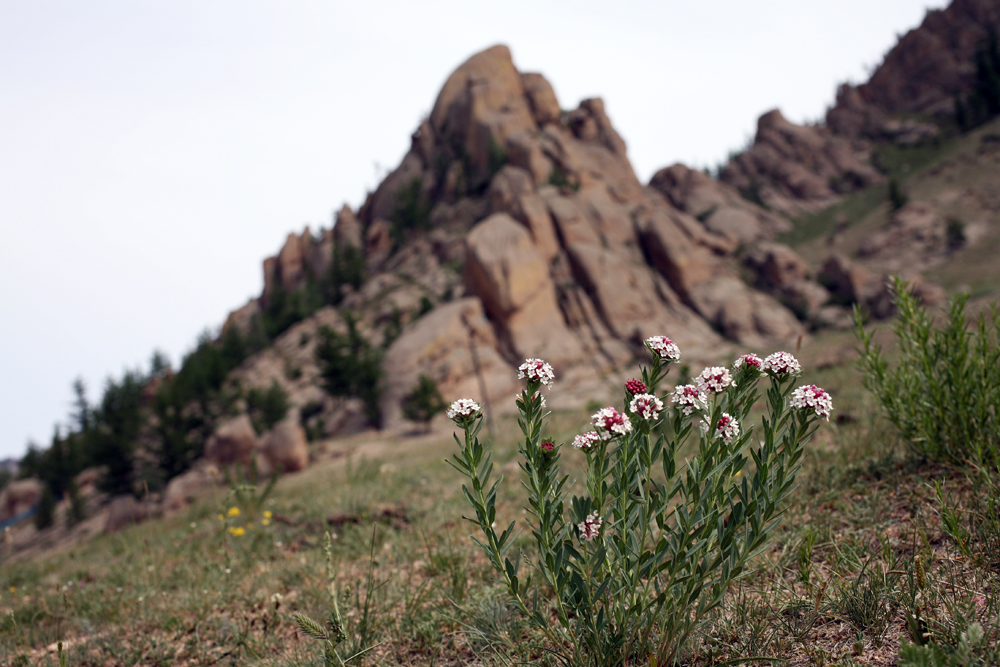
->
(591, 406, 632, 439)
(671, 384, 708, 415)
(646, 336, 681, 361)
(701, 412, 740, 444)
(790, 384, 833, 421)
(447, 398, 481, 420)
(578, 512, 602, 541)
(763, 351, 801, 377)
(517, 358, 555, 386)
(629, 393, 663, 421)
(733, 353, 762, 370)
(573, 431, 602, 449)
(696, 366, 735, 394)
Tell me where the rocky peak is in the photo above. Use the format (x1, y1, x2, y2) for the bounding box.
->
(828, 0, 1000, 136)
(720, 109, 882, 217)
(227, 44, 814, 436)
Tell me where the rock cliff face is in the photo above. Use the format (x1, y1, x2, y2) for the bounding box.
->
(720, 109, 883, 218)
(827, 0, 1000, 136)
(226, 45, 808, 434)
(719, 0, 1000, 217)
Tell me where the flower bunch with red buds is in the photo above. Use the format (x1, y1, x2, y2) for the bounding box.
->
(450, 345, 831, 666)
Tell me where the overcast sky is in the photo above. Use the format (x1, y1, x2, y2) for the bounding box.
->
(0, 0, 947, 460)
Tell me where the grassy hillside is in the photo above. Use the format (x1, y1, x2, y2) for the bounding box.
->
(2, 319, 999, 666)
(6, 108, 1000, 667)
(783, 116, 1000, 298)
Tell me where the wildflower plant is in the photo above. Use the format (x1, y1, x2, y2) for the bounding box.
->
(221, 458, 279, 525)
(450, 338, 832, 665)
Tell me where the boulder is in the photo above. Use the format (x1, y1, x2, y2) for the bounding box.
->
(277, 231, 307, 291)
(721, 109, 882, 217)
(464, 213, 584, 365)
(379, 298, 519, 431)
(205, 415, 257, 468)
(818, 254, 885, 307)
(0, 478, 43, 521)
(365, 219, 394, 270)
(858, 203, 947, 271)
(164, 467, 214, 512)
(688, 276, 805, 347)
(743, 243, 832, 319)
(104, 495, 149, 534)
(334, 205, 363, 249)
(223, 298, 261, 337)
(231, 44, 826, 430)
(488, 166, 561, 261)
(506, 130, 555, 186)
(744, 242, 812, 289)
(649, 163, 791, 245)
(521, 72, 561, 126)
(261, 419, 310, 473)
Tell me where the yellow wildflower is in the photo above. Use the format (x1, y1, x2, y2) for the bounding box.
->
(263, 510, 273, 519)
(261, 519, 271, 526)
(227, 507, 240, 517)
(218, 514, 224, 522)
(9, 587, 15, 594)
(228, 526, 246, 537)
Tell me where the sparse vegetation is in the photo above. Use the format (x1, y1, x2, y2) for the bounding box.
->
(739, 176, 768, 208)
(487, 135, 508, 178)
(955, 30, 1000, 131)
(327, 243, 366, 306)
(32, 486, 55, 530)
(400, 375, 446, 430)
(390, 177, 433, 246)
(547, 164, 579, 191)
(315, 315, 383, 425)
(946, 217, 966, 251)
(888, 177, 908, 211)
(856, 277, 1000, 468)
(245, 381, 291, 435)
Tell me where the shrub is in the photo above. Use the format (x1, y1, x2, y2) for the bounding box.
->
(261, 282, 323, 340)
(855, 277, 1000, 467)
(739, 177, 767, 208)
(955, 30, 1000, 131)
(34, 485, 56, 530)
(946, 217, 966, 251)
(91, 370, 147, 496)
(245, 380, 290, 434)
(417, 295, 434, 318)
(548, 164, 579, 191)
(315, 315, 382, 425)
(487, 135, 508, 177)
(65, 479, 86, 527)
(401, 374, 446, 430)
(450, 346, 832, 665)
(889, 178, 908, 211)
(326, 243, 365, 305)
(391, 177, 432, 245)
